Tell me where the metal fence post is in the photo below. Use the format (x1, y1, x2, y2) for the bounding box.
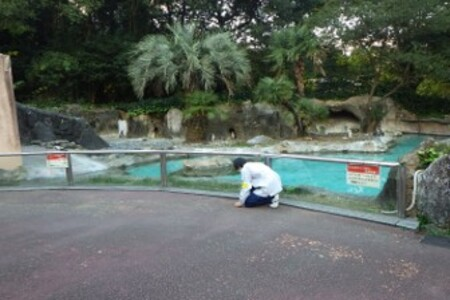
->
(264, 156, 272, 167)
(160, 153, 168, 188)
(396, 164, 406, 218)
(65, 153, 74, 186)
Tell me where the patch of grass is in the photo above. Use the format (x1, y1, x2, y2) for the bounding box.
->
(0, 180, 20, 187)
(78, 174, 385, 214)
(79, 175, 160, 186)
(421, 224, 450, 237)
(417, 214, 450, 237)
(286, 192, 383, 214)
(284, 186, 383, 213)
(168, 176, 237, 193)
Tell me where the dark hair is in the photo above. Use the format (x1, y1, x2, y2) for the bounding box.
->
(233, 157, 247, 170)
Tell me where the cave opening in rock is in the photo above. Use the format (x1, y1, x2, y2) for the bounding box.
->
(228, 128, 236, 139)
(328, 110, 360, 122)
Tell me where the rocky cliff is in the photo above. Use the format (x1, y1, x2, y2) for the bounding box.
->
(16, 103, 109, 149)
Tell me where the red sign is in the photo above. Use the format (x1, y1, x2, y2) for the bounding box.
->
(346, 164, 380, 188)
(46, 153, 69, 168)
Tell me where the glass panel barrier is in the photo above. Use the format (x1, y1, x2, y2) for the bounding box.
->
(0, 150, 403, 217)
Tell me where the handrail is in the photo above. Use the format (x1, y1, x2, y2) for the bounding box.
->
(0, 149, 405, 218)
(0, 149, 400, 167)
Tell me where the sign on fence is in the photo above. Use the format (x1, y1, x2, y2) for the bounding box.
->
(46, 153, 69, 168)
(346, 164, 380, 188)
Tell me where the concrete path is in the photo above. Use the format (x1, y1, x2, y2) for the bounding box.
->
(0, 190, 449, 300)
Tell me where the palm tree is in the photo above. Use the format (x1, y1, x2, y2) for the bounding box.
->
(254, 77, 304, 136)
(127, 22, 251, 99)
(267, 25, 326, 97)
(183, 91, 223, 142)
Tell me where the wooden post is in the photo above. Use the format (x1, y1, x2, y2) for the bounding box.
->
(0, 54, 22, 170)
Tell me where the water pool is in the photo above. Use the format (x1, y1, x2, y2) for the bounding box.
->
(127, 134, 428, 197)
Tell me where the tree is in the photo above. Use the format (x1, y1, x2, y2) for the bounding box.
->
(148, 0, 325, 47)
(313, 0, 450, 129)
(267, 25, 326, 97)
(0, 0, 158, 103)
(183, 91, 222, 142)
(127, 22, 251, 98)
(254, 77, 304, 136)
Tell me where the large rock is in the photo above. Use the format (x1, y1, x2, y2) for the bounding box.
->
(309, 95, 386, 135)
(417, 155, 450, 228)
(166, 108, 184, 137)
(275, 135, 394, 153)
(376, 137, 437, 214)
(16, 103, 109, 149)
(180, 156, 233, 177)
(206, 102, 295, 141)
(380, 99, 450, 136)
(247, 135, 275, 145)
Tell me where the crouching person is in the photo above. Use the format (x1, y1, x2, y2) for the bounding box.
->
(232, 157, 283, 209)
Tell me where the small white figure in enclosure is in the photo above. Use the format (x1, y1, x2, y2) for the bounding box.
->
(347, 127, 353, 139)
(118, 119, 128, 138)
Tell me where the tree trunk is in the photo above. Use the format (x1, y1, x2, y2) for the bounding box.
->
(185, 114, 208, 142)
(362, 81, 379, 133)
(282, 101, 304, 137)
(293, 60, 305, 97)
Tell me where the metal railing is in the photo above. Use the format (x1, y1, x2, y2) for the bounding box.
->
(0, 149, 407, 218)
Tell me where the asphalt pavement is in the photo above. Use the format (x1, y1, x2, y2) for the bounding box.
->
(0, 190, 449, 300)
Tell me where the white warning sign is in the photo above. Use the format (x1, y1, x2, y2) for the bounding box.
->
(346, 164, 380, 188)
(46, 153, 69, 168)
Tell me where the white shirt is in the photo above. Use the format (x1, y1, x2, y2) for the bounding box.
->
(238, 162, 283, 203)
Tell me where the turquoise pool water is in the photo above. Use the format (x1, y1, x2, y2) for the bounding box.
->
(128, 134, 428, 197)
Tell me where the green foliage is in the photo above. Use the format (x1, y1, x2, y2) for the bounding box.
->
(297, 98, 329, 123)
(268, 25, 324, 74)
(417, 145, 450, 169)
(74, 35, 135, 103)
(313, 0, 450, 103)
(418, 213, 450, 235)
(183, 91, 222, 120)
(253, 77, 295, 104)
(393, 87, 450, 117)
(416, 79, 450, 100)
(28, 51, 80, 93)
(417, 214, 430, 231)
(116, 96, 183, 117)
(266, 25, 326, 96)
(1, 0, 449, 118)
(128, 22, 251, 99)
(84, 175, 160, 187)
(0, 0, 34, 35)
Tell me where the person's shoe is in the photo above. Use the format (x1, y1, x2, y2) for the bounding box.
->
(234, 201, 244, 208)
(269, 194, 279, 209)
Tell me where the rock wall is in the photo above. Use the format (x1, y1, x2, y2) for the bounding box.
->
(381, 100, 450, 136)
(49, 97, 450, 142)
(205, 102, 294, 141)
(417, 155, 450, 228)
(311, 96, 450, 136)
(17, 103, 109, 149)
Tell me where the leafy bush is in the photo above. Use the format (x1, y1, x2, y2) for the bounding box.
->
(183, 91, 221, 120)
(28, 51, 80, 95)
(297, 98, 329, 127)
(115, 96, 183, 117)
(417, 145, 450, 168)
(393, 87, 450, 117)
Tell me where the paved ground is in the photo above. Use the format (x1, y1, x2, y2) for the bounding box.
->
(1, 190, 449, 300)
